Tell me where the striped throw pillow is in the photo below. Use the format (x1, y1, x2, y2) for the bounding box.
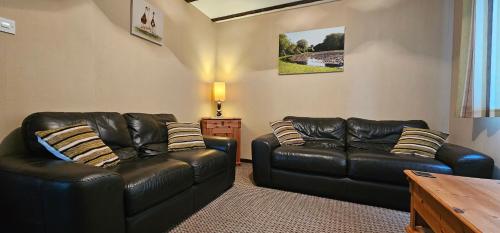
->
(166, 122, 206, 151)
(35, 124, 120, 168)
(270, 120, 305, 146)
(391, 127, 449, 158)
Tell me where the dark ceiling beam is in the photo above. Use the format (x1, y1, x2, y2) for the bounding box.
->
(211, 0, 329, 22)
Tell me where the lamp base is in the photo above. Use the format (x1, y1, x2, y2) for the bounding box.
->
(216, 101, 222, 118)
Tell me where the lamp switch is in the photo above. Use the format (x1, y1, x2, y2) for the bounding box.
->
(0, 17, 15, 35)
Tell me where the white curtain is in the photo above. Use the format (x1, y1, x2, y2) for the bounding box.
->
(457, 0, 500, 117)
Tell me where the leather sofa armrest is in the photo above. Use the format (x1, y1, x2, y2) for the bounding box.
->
(0, 155, 125, 233)
(203, 136, 237, 185)
(435, 143, 494, 178)
(252, 133, 280, 187)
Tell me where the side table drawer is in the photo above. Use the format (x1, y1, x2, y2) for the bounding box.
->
(212, 127, 233, 134)
(205, 120, 240, 128)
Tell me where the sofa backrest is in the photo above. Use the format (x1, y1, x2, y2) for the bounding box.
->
(346, 118, 429, 152)
(22, 112, 134, 158)
(284, 116, 346, 149)
(123, 113, 177, 156)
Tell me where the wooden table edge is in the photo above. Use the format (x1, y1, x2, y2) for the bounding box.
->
(404, 170, 484, 233)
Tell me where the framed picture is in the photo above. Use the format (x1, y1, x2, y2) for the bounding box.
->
(131, 0, 164, 45)
(279, 26, 345, 75)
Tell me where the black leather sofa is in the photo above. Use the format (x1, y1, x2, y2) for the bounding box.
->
(0, 112, 236, 233)
(252, 117, 494, 211)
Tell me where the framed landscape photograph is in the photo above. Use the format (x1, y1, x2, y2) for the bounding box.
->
(131, 0, 164, 45)
(279, 26, 345, 75)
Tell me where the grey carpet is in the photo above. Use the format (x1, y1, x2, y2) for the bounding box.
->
(170, 163, 409, 233)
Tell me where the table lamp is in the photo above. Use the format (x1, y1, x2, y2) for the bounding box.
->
(213, 82, 226, 118)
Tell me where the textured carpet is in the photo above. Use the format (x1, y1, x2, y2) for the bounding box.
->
(170, 163, 409, 233)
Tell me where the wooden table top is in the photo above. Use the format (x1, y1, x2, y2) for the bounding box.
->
(405, 170, 500, 233)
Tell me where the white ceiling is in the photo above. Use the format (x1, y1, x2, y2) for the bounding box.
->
(190, 0, 337, 22)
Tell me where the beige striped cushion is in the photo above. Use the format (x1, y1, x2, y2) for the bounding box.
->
(270, 120, 305, 146)
(166, 122, 206, 151)
(35, 124, 120, 168)
(391, 127, 449, 158)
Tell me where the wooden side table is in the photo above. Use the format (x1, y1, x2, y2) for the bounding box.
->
(200, 118, 241, 165)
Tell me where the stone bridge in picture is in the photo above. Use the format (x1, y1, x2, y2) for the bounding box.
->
(286, 50, 344, 67)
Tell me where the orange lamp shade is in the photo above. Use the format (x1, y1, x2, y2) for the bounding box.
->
(213, 82, 226, 102)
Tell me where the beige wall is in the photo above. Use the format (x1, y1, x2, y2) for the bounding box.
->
(0, 0, 462, 163)
(449, 1, 500, 178)
(0, 0, 216, 155)
(215, 0, 454, 159)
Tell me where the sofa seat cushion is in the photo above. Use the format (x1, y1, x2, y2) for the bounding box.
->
(112, 156, 193, 216)
(168, 149, 228, 183)
(348, 150, 452, 186)
(272, 146, 347, 177)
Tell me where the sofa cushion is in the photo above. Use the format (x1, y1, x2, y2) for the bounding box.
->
(168, 149, 227, 183)
(347, 150, 452, 185)
(112, 156, 193, 216)
(123, 113, 177, 156)
(22, 112, 134, 158)
(270, 120, 305, 146)
(284, 116, 346, 149)
(346, 118, 429, 152)
(35, 123, 120, 168)
(391, 127, 449, 158)
(166, 122, 206, 151)
(272, 146, 347, 177)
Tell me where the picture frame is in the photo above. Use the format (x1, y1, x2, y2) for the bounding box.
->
(279, 26, 345, 75)
(131, 0, 164, 45)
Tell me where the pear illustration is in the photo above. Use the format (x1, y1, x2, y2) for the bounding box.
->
(151, 12, 156, 28)
(141, 6, 148, 25)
